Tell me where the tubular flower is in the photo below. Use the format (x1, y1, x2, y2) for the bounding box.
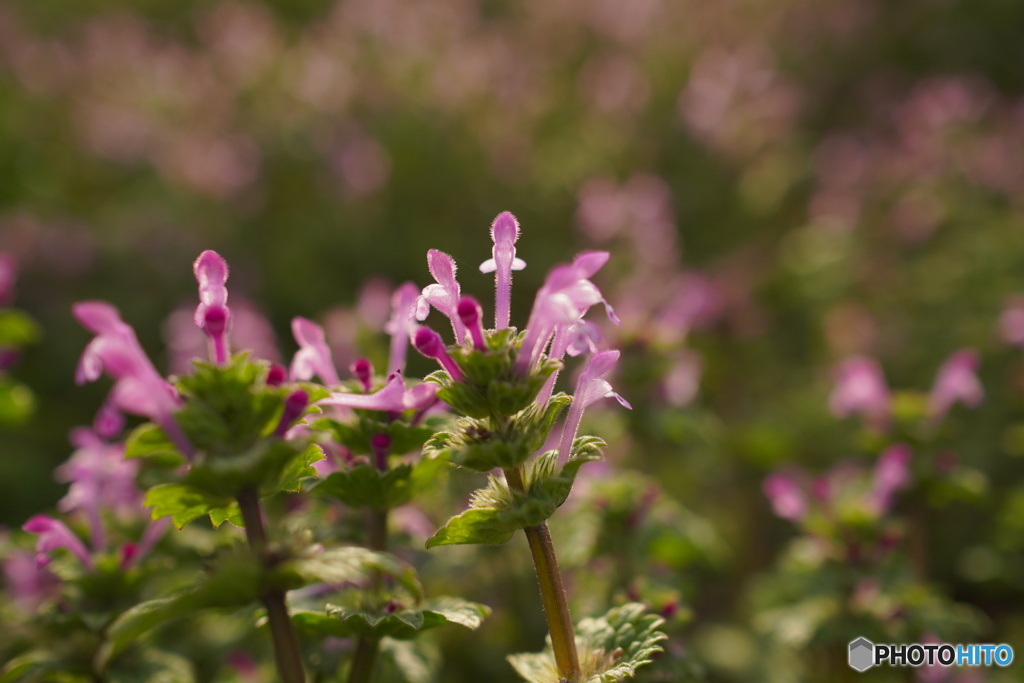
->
(384, 282, 421, 374)
(22, 516, 94, 570)
(416, 249, 465, 343)
(73, 301, 190, 454)
(479, 211, 526, 330)
(193, 250, 232, 364)
(869, 444, 911, 514)
(556, 350, 630, 466)
(321, 372, 439, 413)
(290, 317, 341, 386)
(516, 251, 618, 374)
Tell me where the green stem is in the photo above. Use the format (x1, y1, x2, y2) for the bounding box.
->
(504, 467, 582, 682)
(347, 636, 381, 683)
(237, 489, 306, 683)
(346, 505, 389, 683)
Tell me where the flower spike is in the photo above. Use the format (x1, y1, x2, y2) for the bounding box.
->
(416, 250, 465, 343)
(479, 211, 527, 329)
(556, 349, 630, 466)
(193, 250, 232, 364)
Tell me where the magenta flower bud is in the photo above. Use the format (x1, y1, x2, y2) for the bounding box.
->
(350, 358, 374, 392)
(416, 250, 465, 343)
(265, 363, 287, 387)
(119, 543, 139, 571)
(828, 356, 891, 430)
(371, 433, 391, 470)
(274, 389, 310, 437)
(23, 515, 94, 569)
(557, 350, 630, 466)
(413, 326, 463, 380)
(928, 348, 983, 421)
(479, 211, 527, 329)
(193, 250, 232, 364)
(457, 296, 487, 350)
(763, 473, 807, 521)
(290, 317, 340, 386)
(384, 282, 421, 375)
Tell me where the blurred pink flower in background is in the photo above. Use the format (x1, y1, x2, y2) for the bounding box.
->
(829, 356, 891, 429)
(928, 349, 983, 421)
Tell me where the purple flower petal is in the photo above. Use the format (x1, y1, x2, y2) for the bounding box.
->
(23, 515, 94, 569)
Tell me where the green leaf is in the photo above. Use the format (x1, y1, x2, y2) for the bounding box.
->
(427, 447, 599, 548)
(425, 507, 519, 547)
(317, 597, 489, 640)
(316, 464, 415, 510)
(291, 547, 423, 601)
(106, 649, 195, 683)
(124, 423, 187, 467)
(144, 483, 235, 529)
(0, 309, 41, 347)
(1, 651, 63, 683)
(418, 597, 491, 631)
(100, 551, 269, 666)
(508, 603, 668, 683)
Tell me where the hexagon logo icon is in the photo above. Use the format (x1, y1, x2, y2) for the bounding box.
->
(849, 637, 875, 672)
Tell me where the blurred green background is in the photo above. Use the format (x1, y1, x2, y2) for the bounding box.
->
(3, 0, 1024, 679)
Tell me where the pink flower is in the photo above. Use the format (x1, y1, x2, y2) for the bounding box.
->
(516, 251, 618, 374)
(999, 296, 1024, 347)
(479, 211, 527, 329)
(321, 372, 438, 413)
(384, 282, 421, 374)
(928, 349, 983, 420)
(193, 250, 232, 364)
(556, 350, 631, 466)
(869, 444, 912, 514)
(56, 428, 141, 551)
(22, 515, 94, 569)
(289, 317, 340, 386)
(416, 249, 465, 343)
(763, 473, 807, 521)
(73, 301, 190, 454)
(1, 549, 60, 612)
(829, 356, 891, 428)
